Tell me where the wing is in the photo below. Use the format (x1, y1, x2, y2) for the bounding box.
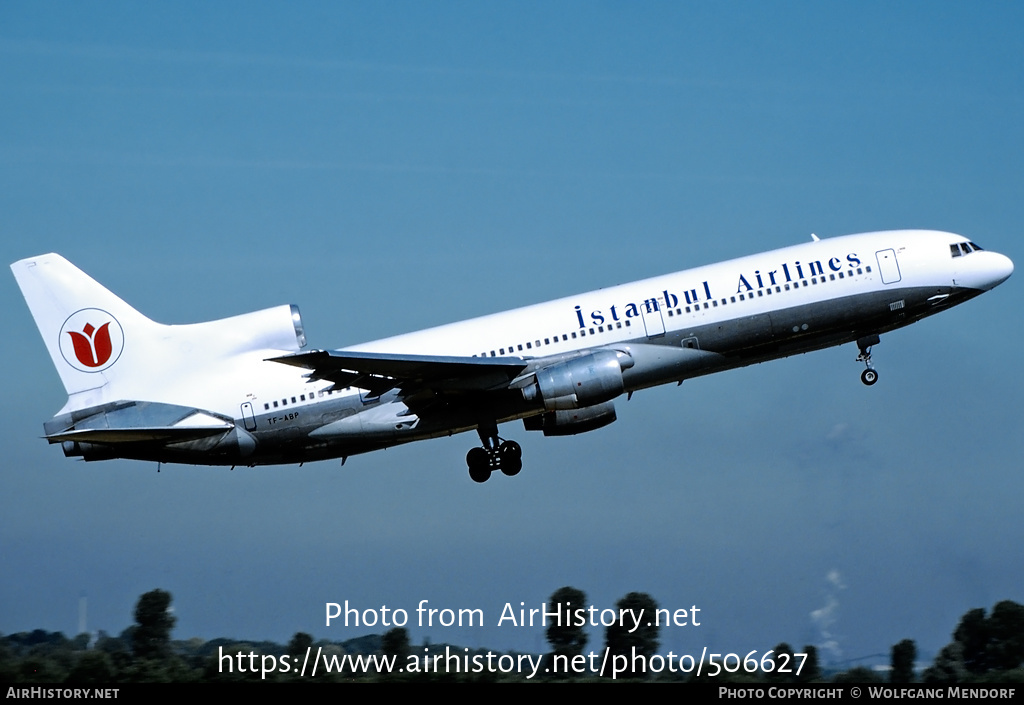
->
(267, 349, 530, 399)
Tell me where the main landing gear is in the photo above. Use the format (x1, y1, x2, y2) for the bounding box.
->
(466, 424, 522, 483)
(856, 334, 880, 386)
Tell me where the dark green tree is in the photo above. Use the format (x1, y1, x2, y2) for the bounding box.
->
(986, 600, 1024, 671)
(66, 651, 115, 684)
(287, 632, 313, 660)
(890, 639, 916, 683)
(926, 600, 1024, 681)
(765, 642, 796, 682)
(922, 642, 967, 684)
(546, 586, 588, 658)
(131, 589, 176, 660)
(798, 645, 821, 682)
(381, 627, 411, 664)
(954, 607, 989, 674)
(605, 592, 659, 678)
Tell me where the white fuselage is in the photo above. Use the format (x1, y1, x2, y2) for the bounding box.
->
(19, 229, 1012, 467)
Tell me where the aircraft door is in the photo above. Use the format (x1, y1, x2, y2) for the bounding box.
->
(240, 402, 257, 431)
(875, 249, 902, 284)
(641, 296, 666, 338)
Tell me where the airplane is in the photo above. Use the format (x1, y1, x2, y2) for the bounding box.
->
(11, 229, 1013, 482)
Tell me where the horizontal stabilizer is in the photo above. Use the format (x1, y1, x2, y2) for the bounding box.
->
(46, 424, 232, 445)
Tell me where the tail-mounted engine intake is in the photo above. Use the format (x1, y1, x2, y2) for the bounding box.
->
(521, 349, 634, 410)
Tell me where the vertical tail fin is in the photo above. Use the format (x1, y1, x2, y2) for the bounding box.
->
(11, 254, 156, 398)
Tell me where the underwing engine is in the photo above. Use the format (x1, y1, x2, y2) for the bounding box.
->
(523, 400, 617, 436)
(521, 349, 633, 410)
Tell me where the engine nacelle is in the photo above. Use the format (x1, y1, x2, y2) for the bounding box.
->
(522, 350, 633, 411)
(523, 401, 617, 436)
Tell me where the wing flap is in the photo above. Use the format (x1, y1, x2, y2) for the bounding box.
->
(268, 350, 529, 395)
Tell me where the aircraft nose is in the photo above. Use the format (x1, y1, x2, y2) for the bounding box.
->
(953, 250, 1013, 291)
(983, 251, 1014, 290)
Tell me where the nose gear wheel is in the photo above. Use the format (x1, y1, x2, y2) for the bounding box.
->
(856, 334, 880, 386)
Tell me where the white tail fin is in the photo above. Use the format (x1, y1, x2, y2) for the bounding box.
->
(11, 254, 158, 398)
(13, 253, 307, 416)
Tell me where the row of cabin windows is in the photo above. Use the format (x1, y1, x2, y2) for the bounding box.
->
(263, 386, 350, 411)
(476, 320, 634, 358)
(474, 265, 873, 358)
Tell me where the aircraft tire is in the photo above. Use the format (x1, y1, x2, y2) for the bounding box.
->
(861, 369, 878, 386)
(499, 440, 522, 460)
(498, 440, 522, 477)
(467, 447, 491, 483)
(500, 459, 522, 477)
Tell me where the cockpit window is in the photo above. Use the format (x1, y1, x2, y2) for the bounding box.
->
(951, 241, 984, 258)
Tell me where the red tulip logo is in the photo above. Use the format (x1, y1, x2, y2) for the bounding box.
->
(59, 309, 124, 373)
(67, 322, 113, 367)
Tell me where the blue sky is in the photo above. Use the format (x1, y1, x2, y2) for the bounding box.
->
(2, 2, 1022, 668)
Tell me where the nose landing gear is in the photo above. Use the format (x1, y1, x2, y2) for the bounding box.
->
(466, 424, 523, 483)
(856, 334, 880, 386)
